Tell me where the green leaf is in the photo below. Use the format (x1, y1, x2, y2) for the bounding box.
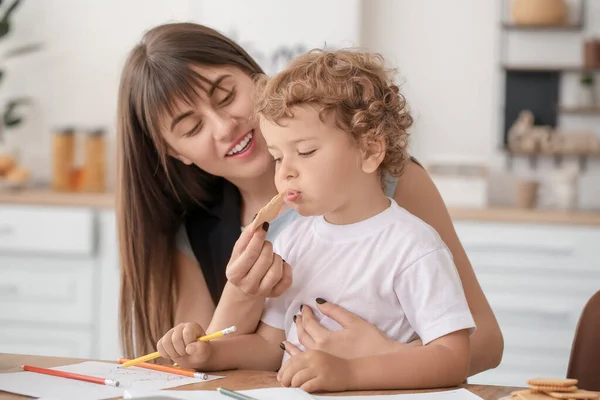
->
(3, 98, 29, 129)
(4, 43, 42, 59)
(0, 0, 22, 40)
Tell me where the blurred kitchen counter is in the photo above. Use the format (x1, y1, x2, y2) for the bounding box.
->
(0, 188, 114, 208)
(448, 206, 600, 226)
(2, 188, 600, 225)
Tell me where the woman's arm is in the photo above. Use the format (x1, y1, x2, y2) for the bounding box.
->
(174, 223, 292, 336)
(279, 330, 470, 393)
(174, 251, 274, 335)
(393, 160, 504, 375)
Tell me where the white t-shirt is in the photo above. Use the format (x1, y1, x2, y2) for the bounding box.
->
(261, 198, 476, 363)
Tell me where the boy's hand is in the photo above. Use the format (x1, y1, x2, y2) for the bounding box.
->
(277, 341, 354, 393)
(156, 322, 212, 369)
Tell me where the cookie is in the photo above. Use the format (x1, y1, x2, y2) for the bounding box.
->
(528, 378, 579, 388)
(512, 389, 554, 399)
(546, 390, 599, 400)
(530, 385, 578, 393)
(251, 192, 285, 231)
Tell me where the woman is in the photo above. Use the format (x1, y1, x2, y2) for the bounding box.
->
(117, 22, 503, 376)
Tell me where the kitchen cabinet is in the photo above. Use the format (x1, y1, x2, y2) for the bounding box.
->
(456, 221, 600, 387)
(0, 203, 121, 360)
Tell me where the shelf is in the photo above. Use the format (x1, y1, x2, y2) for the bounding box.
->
(503, 149, 600, 157)
(558, 106, 600, 115)
(503, 65, 600, 72)
(502, 22, 583, 31)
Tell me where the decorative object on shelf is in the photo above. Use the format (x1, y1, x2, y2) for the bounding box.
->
(508, 109, 599, 156)
(545, 165, 580, 210)
(515, 179, 539, 209)
(511, 0, 568, 26)
(583, 38, 600, 68)
(508, 110, 550, 154)
(578, 73, 597, 107)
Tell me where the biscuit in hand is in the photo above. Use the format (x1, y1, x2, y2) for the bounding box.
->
(251, 192, 285, 231)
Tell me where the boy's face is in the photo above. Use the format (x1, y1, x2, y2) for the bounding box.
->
(260, 105, 368, 218)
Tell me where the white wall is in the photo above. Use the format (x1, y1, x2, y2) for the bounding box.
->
(362, 0, 600, 209)
(1, 0, 193, 187)
(1, 0, 362, 188)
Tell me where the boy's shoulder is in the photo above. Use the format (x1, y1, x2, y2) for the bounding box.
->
(380, 200, 450, 263)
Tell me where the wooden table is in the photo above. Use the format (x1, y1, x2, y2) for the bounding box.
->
(0, 353, 521, 399)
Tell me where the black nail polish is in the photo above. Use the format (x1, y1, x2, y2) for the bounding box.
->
(280, 342, 286, 350)
(282, 259, 286, 263)
(316, 298, 327, 304)
(252, 214, 257, 221)
(293, 315, 297, 323)
(299, 304, 303, 312)
(262, 221, 270, 232)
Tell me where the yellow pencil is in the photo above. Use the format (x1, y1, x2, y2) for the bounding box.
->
(120, 326, 237, 368)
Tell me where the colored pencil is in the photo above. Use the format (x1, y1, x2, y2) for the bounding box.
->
(120, 325, 237, 368)
(118, 358, 208, 379)
(217, 387, 259, 400)
(21, 365, 120, 387)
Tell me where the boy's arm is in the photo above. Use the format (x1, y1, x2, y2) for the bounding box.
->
(348, 329, 470, 390)
(202, 322, 286, 371)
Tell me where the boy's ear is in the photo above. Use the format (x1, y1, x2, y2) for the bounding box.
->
(360, 135, 386, 174)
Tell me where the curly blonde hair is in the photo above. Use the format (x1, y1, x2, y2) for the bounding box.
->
(254, 48, 413, 183)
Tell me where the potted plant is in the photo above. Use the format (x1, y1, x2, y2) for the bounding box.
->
(578, 73, 596, 108)
(0, 0, 41, 187)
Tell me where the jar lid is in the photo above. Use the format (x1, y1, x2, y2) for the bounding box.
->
(55, 127, 75, 135)
(89, 128, 106, 136)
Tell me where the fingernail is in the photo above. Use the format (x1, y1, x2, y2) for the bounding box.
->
(262, 221, 270, 232)
(280, 342, 286, 350)
(282, 259, 286, 263)
(316, 298, 327, 304)
(252, 213, 257, 221)
(299, 304, 303, 312)
(293, 315, 297, 323)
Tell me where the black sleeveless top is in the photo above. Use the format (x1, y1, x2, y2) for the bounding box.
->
(184, 179, 243, 305)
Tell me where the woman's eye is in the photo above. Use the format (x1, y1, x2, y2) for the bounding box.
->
(273, 157, 282, 164)
(218, 87, 236, 106)
(298, 149, 316, 157)
(183, 121, 203, 137)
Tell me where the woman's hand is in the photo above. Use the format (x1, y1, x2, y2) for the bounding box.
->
(296, 299, 413, 359)
(225, 222, 292, 298)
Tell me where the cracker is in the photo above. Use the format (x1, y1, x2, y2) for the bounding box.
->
(530, 386, 578, 393)
(546, 390, 599, 400)
(251, 192, 285, 231)
(528, 378, 579, 388)
(512, 389, 554, 399)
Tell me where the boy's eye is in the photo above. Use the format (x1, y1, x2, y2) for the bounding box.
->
(298, 149, 316, 157)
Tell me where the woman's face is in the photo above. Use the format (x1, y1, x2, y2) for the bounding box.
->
(161, 65, 273, 183)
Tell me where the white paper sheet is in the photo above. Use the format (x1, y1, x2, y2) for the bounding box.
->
(123, 387, 483, 400)
(124, 387, 317, 399)
(0, 361, 224, 400)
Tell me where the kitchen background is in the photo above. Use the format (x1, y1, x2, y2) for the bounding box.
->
(0, 0, 599, 389)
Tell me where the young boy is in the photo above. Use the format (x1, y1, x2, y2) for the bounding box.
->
(157, 49, 475, 393)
